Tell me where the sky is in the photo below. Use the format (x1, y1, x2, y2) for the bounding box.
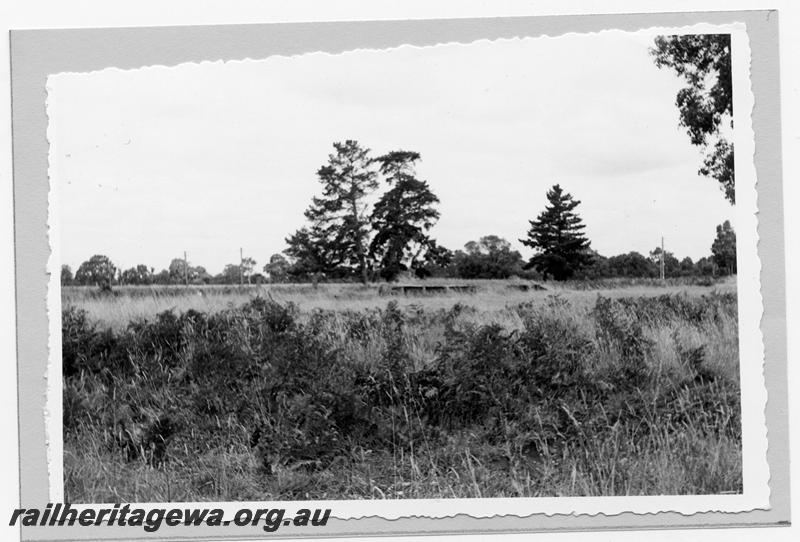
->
(47, 29, 735, 275)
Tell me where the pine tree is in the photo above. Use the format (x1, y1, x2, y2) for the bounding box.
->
(285, 140, 378, 283)
(284, 227, 334, 277)
(369, 151, 441, 281)
(520, 184, 592, 281)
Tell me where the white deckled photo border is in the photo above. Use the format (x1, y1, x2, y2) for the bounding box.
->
(42, 20, 768, 521)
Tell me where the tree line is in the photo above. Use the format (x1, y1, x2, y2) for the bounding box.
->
(61, 37, 738, 288)
(61, 161, 737, 287)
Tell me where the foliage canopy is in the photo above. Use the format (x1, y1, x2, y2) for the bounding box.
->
(369, 151, 441, 281)
(711, 220, 737, 275)
(651, 34, 734, 203)
(285, 140, 378, 283)
(75, 254, 117, 286)
(520, 185, 592, 281)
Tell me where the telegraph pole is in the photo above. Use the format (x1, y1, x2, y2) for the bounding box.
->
(183, 251, 189, 286)
(660, 237, 665, 281)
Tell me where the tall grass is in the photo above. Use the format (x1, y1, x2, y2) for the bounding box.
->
(62, 276, 736, 331)
(62, 287, 741, 502)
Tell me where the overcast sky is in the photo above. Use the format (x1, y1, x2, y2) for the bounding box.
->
(48, 29, 735, 274)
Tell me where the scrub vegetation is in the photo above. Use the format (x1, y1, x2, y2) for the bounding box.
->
(62, 281, 741, 502)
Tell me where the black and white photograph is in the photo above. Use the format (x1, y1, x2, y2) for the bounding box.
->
(44, 21, 767, 518)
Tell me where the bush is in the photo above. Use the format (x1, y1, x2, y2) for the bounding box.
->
(63, 291, 742, 500)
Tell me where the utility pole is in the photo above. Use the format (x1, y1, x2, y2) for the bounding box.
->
(183, 251, 189, 286)
(660, 236, 665, 281)
(239, 247, 244, 286)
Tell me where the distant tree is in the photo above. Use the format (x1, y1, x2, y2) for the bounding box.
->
(286, 140, 379, 284)
(60, 265, 73, 286)
(120, 264, 153, 285)
(453, 235, 524, 279)
(679, 256, 696, 276)
(695, 256, 716, 277)
(370, 151, 441, 281)
(651, 35, 734, 203)
(192, 266, 213, 284)
(168, 258, 190, 283)
(648, 246, 681, 278)
(249, 272, 267, 284)
(241, 257, 257, 284)
(166, 258, 211, 284)
(711, 220, 737, 275)
(578, 250, 610, 279)
(414, 241, 453, 278)
(216, 263, 246, 284)
(284, 228, 333, 279)
(607, 252, 658, 278)
(152, 269, 171, 285)
(75, 255, 117, 286)
(119, 267, 134, 285)
(520, 184, 592, 281)
(465, 235, 512, 256)
(263, 253, 290, 283)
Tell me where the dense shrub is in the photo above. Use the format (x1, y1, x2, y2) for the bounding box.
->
(62, 306, 128, 377)
(63, 292, 742, 500)
(432, 311, 594, 428)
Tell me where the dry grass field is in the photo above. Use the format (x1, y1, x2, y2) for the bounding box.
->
(62, 277, 735, 329)
(62, 277, 741, 502)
